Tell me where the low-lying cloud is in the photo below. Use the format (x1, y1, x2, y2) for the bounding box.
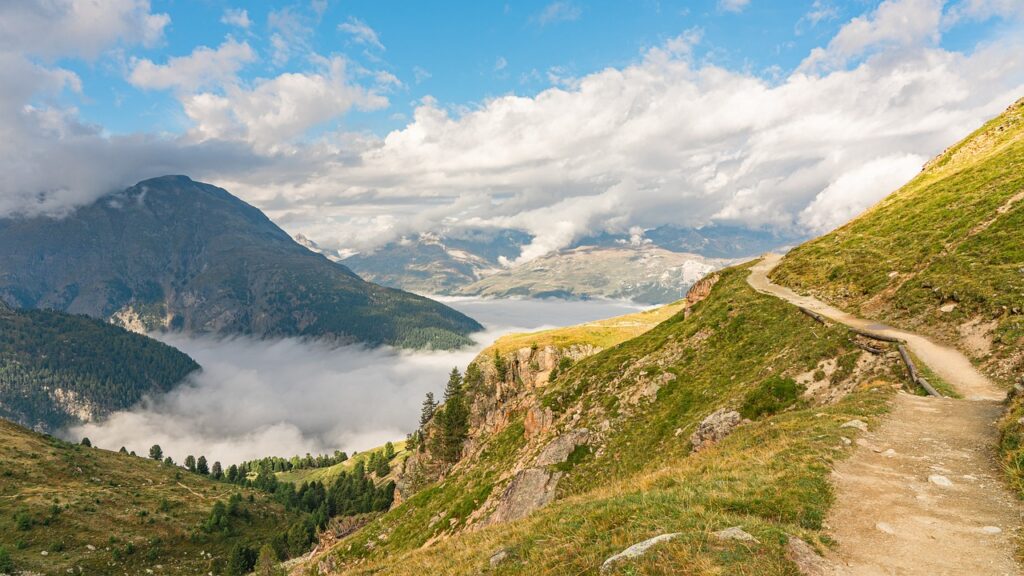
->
(68, 298, 644, 466)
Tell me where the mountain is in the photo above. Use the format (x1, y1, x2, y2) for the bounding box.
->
(0, 303, 199, 431)
(286, 101, 1024, 575)
(341, 229, 531, 294)
(454, 245, 738, 304)
(0, 176, 482, 349)
(341, 227, 759, 303)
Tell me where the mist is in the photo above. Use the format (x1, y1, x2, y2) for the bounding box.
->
(68, 298, 645, 466)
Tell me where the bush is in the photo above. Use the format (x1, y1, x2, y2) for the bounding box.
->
(740, 376, 803, 419)
(0, 547, 13, 574)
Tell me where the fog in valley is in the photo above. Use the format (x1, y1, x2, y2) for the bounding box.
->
(68, 297, 645, 466)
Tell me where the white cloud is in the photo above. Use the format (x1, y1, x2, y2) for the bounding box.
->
(339, 16, 385, 51)
(719, 0, 751, 13)
(268, 7, 313, 66)
(799, 0, 944, 73)
(413, 66, 432, 84)
(0, 0, 169, 60)
(944, 0, 1024, 24)
(536, 1, 582, 25)
(221, 8, 251, 29)
(182, 56, 388, 152)
(128, 39, 256, 93)
(798, 154, 926, 233)
(494, 56, 508, 71)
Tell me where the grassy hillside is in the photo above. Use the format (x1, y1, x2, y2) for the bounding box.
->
(302, 265, 906, 574)
(0, 304, 199, 431)
(275, 441, 409, 485)
(0, 420, 300, 576)
(771, 97, 1024, 386)
(486, 300, 685, 355)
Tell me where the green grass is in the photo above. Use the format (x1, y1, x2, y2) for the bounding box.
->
(275, 441, 409, 485)
(0, 420, 300, 575)
(302, 265, 905, 575)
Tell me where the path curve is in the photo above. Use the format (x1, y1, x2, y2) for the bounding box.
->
(748, 254, 1001, 400)
(747, 254, 1022, 576)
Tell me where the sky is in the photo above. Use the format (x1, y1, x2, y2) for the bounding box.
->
(1, 0, 1023, 263)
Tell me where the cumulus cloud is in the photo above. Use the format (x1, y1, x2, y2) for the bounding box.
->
(799, 0, 944, 73)
(1, 0, 1023, 264)
(339, 17, 385, 51)
(0, 0, 169, 60)
(128, 39, 256, 93)
(67, 299, 643, 464)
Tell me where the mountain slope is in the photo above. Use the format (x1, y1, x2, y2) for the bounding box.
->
(455, 246, 737, 304)
(0, 303, 199, 431)
(300, 265, 903, 575)
(0, 419, 300, 576)
(0, 176, 481, 349)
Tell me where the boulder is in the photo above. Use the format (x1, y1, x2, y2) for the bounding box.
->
(600, 533, 681, 573)
(785, 536, 830, 576)
(690, 409, 743, 452)
(712, 526, 759, 543)
(488, 468, 563, 524)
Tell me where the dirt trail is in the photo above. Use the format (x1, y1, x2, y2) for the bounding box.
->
(748, 254, 1022, 576)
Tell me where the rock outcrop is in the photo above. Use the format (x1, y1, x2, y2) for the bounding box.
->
(690, 408, 743, 452)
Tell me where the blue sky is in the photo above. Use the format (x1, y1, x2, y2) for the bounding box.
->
(2, 0, 1023, 257)
(61, 0, 1010, 136)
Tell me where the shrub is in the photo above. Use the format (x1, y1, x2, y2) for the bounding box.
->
(740, 376, 803, 419)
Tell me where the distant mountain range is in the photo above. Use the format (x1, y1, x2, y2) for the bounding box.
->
(0, 176, 481, 349)
(334, 225, 790, 303)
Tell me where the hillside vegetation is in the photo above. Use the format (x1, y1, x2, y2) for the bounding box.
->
(301, 265, 907, 574)
(0, 303, 199, 431)
(0, 420, 300, 576)
(0, 176, 481, 349)
(771, 98, 1024, 386)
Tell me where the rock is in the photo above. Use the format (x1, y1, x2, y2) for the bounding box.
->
(840, 419, 868, 432)
(488, 468, 562, 524)
(939, 302, 957, 313)
(524, 404, 555, 439)
(840, 436, 852, 445)
(489, 549, 508, 567)
(600, 533, 681, 573)
(882, 449, 896, 457)
(690, 409, 743, 452)
(928, 475, 953, 487)
(875, 522, 896, 534)
(86, 544, 96, 551)
(712, 526, 759, 543)
(981, 526, 1002, 534)
(535, 428, 590, 466)
(786, 536, 830, 576)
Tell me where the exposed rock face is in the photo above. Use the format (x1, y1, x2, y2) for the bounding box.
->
(690, 408, 743, 452)
(684, 273, 720, 318)
(785, 537, 830, 576)
(487, 468, 563, 524)
(535, 428, 590, 466)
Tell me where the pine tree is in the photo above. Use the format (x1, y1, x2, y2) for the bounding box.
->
(185, 455, 196, 472)
(384, 441, 395, 460)
(212, 461, 223, 480)
(197, 455, 210, 475)
(149, 444, 163, 461)
(254, 544, 285, 576)
(433, 367, 470, 464)
(227, 464, 239, 483)
(419, 392, 437, 428)
(80, 437, 91, 447)
(118, 446, 128, 454)
(163, 456, 174, 466)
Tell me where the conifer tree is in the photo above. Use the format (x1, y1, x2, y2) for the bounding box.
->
(149, 444, 163, 461)
(185, 455, 196, 472)
(212, 461, 223, 480)
(197, 455, 210, 475)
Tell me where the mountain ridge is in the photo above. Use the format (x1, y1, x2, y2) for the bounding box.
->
(0, 175, 482, 349)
